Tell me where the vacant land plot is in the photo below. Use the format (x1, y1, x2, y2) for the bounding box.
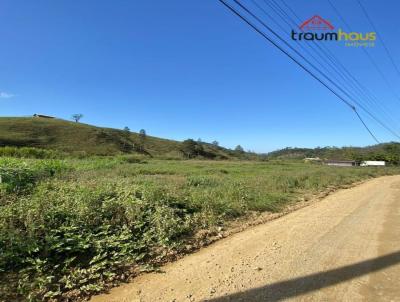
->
(0, 156, 398, 301)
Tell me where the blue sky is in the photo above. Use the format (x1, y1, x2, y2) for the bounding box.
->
(1, 0, 400, 152)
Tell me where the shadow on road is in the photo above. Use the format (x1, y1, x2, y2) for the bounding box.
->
(206, 250, 400, 302)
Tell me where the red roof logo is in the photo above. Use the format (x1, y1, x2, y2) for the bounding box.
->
(299, 15, 334, 31)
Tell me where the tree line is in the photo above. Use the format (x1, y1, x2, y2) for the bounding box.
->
(181, 138, 246, 159)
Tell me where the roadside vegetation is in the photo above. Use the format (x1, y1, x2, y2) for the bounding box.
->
(1, 150, 399, 301)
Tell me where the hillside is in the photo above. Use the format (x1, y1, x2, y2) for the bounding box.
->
(1, 117, 398, 162)
(0, 117, 245, 159)
(266, 144, 400, 164)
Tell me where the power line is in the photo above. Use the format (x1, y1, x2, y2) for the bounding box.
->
(274, 0, 400, 134)
(267, 0, 350, 83)
(261, 0, 363, 106)
(218, 0, 381, 143)
(357, 0, 400, 79)
(235, 0, 360, 107)
(231, 0, 400, 140)
(269, 0, 400, 131)
(250, 0, 355, 100)
(233, 0, 356, 108)
(261, 0, 357, 99)
(327, 0, 400, 104)
(354, 109, 379, 143)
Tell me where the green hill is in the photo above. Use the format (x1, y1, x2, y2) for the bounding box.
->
(266, 144, 400, 164)
(0, 117, 245, 159)
(2, 117, 398, 163)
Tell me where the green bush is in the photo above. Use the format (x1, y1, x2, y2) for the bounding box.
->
(0, 181, 195, 301)
(0, 147, 63, 159)
(0, 158, 67, 193)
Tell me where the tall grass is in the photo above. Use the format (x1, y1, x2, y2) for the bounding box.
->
(0, 147, 63, 159)
(0, 158, 398, 301)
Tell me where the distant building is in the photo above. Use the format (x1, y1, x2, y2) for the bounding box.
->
(324, 160, 358, 167)
(304, 157, 322, 163)
(360, 161, 385, 167)
(33, 114, 55, 119)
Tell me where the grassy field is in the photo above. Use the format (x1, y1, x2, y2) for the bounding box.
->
(1, 155, 399, 301)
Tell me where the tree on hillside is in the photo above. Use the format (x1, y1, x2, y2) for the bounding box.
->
(383, 143, 400, 164)
(121, 126, 132, 151)
(136, 129, 147, 152)
(234, 145, 244, 154)
(212, 141, 219, 147)
(122, 126, 131, 141)
(194, 141, 204, 155)
(139, 129, 146, 138)
(181, 139, 203, 158)
(181, 139, 196, 158)
(72, 114, 83, 123)
(123, 126, 130, 138)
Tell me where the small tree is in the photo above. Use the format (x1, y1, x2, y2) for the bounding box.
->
(212, 141, 219, 146)
(234, 145, 244, 154)
(181, 139, 198, 158)
(123, 126, 130, 137)
(121, 126, 132, 151)
(194, 141, 204, 155)
(139, 129, 146, 138)
(136, 129, 147, 152)
(72, 113, 83, 123)
(122, 126, 131, 144)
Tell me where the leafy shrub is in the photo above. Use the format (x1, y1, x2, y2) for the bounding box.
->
(0, 147, 63, 159)
(0, 180, 195, 301)
(0, 158, 67, 193)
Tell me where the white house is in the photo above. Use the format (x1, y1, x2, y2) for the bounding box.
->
(360, 161, 386, 167)
(324, 160, 357, 167)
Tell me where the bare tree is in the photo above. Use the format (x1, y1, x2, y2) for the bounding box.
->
(72, 114, 83, 123)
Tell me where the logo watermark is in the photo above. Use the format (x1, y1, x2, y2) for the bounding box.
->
(291, 15, 376, 47)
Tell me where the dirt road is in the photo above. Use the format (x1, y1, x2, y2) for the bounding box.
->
(91, 175, 400, 302)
